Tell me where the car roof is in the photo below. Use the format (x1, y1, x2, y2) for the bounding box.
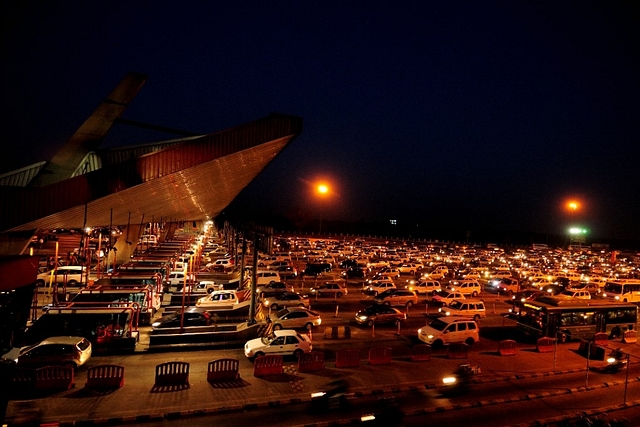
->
(38, 336, 87, 345)
(437, 316, 475, 324)
(273, 329, 298, 337)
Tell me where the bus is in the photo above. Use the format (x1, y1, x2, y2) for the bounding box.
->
(602, 280, 640, 303)
(516, 296, 637, 343)
(23, 302, 139, 352)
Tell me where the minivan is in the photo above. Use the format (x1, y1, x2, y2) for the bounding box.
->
(417, 317, 480, 348)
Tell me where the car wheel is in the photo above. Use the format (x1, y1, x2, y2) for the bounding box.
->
(558, 332, 568, 343)
(406, 301, 413, 308)
(305, 323, 313, 330)
(472, 291, 478, 297)
(394, 319, 401, 326)
(271, 304, 279, 310)
(298, 303, 306, 307)
(464, 337, 475, 346)
(273, 324, 283, 330)
(207, 287, 215, 294)
(473, 314, 480, 322)
(610, 327, 621, 339)
(432, 339, 443, 349)
(36, 279, 45, 287)
(293, 349, 304, 359)
(367, 319, 374, 327)
(384, 301, 391, 306)
(68, 280, 78, 287)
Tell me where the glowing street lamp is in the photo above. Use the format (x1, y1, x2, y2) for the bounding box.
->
(315, 183, 330, 234)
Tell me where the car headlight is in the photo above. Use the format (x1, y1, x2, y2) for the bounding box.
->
(151, 322, 161, 327)
(427, 334, 434, 339)
(358, 315, 368, 320)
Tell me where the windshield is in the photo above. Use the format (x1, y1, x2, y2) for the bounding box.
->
(449, 300, 463, 310)
(603, 282, 623, 294)
(428, 318, 448, 331)
(276, 308, 290, 318)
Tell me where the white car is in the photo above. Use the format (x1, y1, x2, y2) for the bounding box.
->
(432, 291, 466, 305)
(195, 290, 239, 308)
(364, 280, 397, 296)
(269, 307, 322, 330)
(244, 329, 313, 360)
(36, 266, 86, 287)
(406, 280, 441, 296)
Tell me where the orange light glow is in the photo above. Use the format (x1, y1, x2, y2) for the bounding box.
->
(565, 200, 580, 212)
(317, 184, 329, 195)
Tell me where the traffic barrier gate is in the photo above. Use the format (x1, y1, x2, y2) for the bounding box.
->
(411, 344, 432, 361)
(447, 343, 469, 359)
(298, 351, 325, 373)
(207, 358, 240, 382)
(34, 366, 75, 391)
(498, 339, 517, 356)
(368, 346, 393, 365)
(154, 361, 190, 386)
(335, 348, 361, 368)
(12, 368, 36, 394)
(623, 330, 637, 344)
(86, 364, 125, 389)
(253, 355, 283, 377)
(536, 337, 554, 353)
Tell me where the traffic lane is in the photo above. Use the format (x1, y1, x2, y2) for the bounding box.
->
(110, 368, 640, 427)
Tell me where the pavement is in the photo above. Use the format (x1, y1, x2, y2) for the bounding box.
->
(5, 325, 640, 427)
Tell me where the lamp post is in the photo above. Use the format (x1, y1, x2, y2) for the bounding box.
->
(316, 183, 329, 235)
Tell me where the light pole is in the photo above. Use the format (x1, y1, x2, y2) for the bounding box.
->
(316, 183, 329, 235)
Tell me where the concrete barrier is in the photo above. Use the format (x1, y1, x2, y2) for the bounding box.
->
(536, 337, 554, 353)
(154, 361, 189, 386)
(298, 351, 325, 373)
(498, 339, 517, 356)
(207, 358, 239, 382)
(411, 344, 432, 362)
(447, 343, 468, 359)
(324, 325, 351, 339)
(254, 355, 283, 377)
(35, 366, 75, 391)
(86, 364, 125, 389)
(623, 330, 637, 344)
(368, 346, 392, 365)
(335, 348, 361, 368)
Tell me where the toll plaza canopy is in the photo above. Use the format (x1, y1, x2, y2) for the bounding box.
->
(0, 72, 303, 256)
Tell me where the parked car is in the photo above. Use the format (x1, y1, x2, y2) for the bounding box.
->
(406, 280, 441, 296)
(195, 290, 239, 308)
(438, 299, 486, 321)
(432, 290, 466, 305)
(553, 289, 591, 300)
(446, 280, 483, 297)
(341, 267, 366, 279)
(255, 270, 282, 285)
(418, 317, 480, 348)
(363, 280, 397, 296)
(263, 292, 310, 311)
(397, 263, 421, 275)
(374, 289, 418, 307)
(310, 282, 348, 298)
(256, 282, 294, 297)
(36, 266, 86, 287)
(244, 329, 312, 360)
(275, 265, 298, 279)
(355, 305, 407, 326)
(269, 307, 322, 330)
(151, 307, 213, 329)
(14, 336, 92, 369)
(303, 263, 332, 276)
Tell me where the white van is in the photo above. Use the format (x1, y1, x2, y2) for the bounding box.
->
(139, 235, 158, 245)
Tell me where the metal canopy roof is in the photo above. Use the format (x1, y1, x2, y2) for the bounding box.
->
(1, 113, 303, 233)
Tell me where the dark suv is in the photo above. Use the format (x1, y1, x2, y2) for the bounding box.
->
(303, 263, 332, 276)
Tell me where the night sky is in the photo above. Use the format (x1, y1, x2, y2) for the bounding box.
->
(2, 2, 639, 243)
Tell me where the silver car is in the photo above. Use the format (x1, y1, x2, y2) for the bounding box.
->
(263, 292, 309, 311)
(269, 307, 322, 330)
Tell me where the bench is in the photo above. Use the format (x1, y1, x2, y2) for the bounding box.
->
(207, 358, 239, 382)
(154, 361, 189, 386)
(86, 364, 125, 389)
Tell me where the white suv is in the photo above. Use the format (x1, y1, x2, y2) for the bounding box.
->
(418, 317, 480, 348)
(438, 299, 486, 321)
(255, 270, 281, 286)
(447, 280, 482, 297)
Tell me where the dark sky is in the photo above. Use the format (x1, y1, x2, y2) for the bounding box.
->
(2, 1, 639, 242)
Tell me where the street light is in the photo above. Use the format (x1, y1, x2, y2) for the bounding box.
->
(315, 183, 330, 235)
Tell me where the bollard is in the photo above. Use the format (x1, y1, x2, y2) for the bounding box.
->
(308, 329, 313, 341)
(425, 301, 429, 315)
(335, 305, 339, 318)
(396, 320, 401, 335)
(372, 321, 375, 338)
(492, 302, 496, 314)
